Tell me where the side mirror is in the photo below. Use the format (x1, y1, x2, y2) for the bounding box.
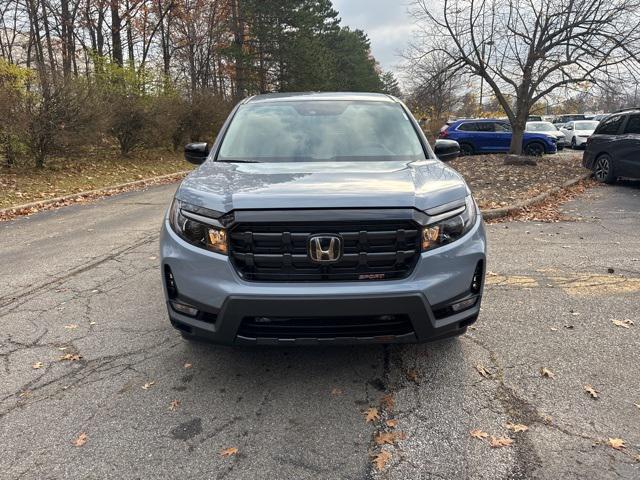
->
(565, 125, 573, 130)
(434, 139, 461, 161)
(184, 142, 209, 165)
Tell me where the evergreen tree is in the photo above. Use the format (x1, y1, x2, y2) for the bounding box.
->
(381, 71, 402, 98)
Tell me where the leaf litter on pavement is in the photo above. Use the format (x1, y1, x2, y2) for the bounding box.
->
(364, 407, 380, 423)
(73, 432, 88, 447)
(220, 447, 238, 457)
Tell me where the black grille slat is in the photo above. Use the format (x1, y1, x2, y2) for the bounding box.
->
(229, 219, 421, 282)
(238, 315, 414, 339)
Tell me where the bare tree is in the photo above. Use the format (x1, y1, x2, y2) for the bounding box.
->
(410, 0, 640, 154)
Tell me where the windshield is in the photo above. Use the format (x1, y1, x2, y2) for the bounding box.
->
(526, 122, 557, 132)
(217, 101, 426, 162)
(574, 121, 599, 130)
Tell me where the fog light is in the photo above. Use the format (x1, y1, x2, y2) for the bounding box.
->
(170, 300, 199, 317)
(450, 297, 477, 312)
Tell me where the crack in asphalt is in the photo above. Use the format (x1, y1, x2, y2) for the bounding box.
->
(0, 233, 159, 311)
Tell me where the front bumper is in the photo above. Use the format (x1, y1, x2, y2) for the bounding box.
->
(574, 136, 589, 147)
(160, 215, 487, 345)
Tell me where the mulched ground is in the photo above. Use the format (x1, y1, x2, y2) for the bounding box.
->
(450, 151, 590, 210)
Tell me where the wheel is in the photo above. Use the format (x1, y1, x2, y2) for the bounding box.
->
(571, 137, 577, 149)
(524, 142, 544, 156)
(459, 143, 474, 156)
(593, 154, 616, 184)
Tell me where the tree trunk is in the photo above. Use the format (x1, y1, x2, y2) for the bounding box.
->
(509, 103, 528, 155)
(111, 0, 124, 66)
(125, 0, 135, 68)
(61, 0, 72, 77)
(230, 0, 245, 101)
(40, 0, 57, 77)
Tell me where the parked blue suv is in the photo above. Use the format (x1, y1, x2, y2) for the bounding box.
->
(441, 119, 557, 156)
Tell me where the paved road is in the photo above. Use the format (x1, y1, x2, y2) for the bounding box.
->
(1, 181, 639, 479)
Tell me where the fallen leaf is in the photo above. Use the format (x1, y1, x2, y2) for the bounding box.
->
(58, 347, 69, 351)
(489, 436, 513, 448)
(505, 422, 529, 433)
(64, 324, 79, 329)
(220, 447, 238, 457)
(550, 327, 558, 331)
(380, 393, 395, 411)
(365, 407, 380, 423)
(612, 319, 634, 329)
(608, 438, 625, 450)
(59, 353, 82, 362)
(584, 385, 599, 399)
(475, 364, 492, 378)
(169, 400, 181, 411)
(385, 419, 398, 428)
(374, 432, 396, 445)
(372, 450, 392, 471)
(73, 432, 88, 447)
(331, 388, 343, 396)
(540, 367, 555, 379)
(405, 369, 420, 383)
(18, 390, 31, 398)
(470, 429, 489, 439)
(142, 381, 155, 390)
(32, 362, 44, 369)
(183, 363, 192, 369)
(634, 403, 640, 410)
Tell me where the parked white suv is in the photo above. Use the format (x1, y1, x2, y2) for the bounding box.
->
(560, 120, 599, 149)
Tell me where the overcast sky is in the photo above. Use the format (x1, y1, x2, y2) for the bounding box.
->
(332, 0, 416, 76)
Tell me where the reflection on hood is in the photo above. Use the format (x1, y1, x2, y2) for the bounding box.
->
(177, 160, 470, 213)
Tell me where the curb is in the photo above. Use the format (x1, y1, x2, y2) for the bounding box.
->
(481, 172, 592, 220)
(0, 170, 191, 218)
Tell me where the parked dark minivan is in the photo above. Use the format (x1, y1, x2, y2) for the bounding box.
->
(583, 108, 640, 183)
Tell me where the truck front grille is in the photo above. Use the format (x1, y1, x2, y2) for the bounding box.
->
(229, 219, 421, 281)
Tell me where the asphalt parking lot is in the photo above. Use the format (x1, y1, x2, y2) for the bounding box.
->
(1, 180, 639, 479)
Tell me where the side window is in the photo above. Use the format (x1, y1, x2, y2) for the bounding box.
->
(476, 122, 494, 132)
(457, 122, 478, 131)
(495, 123, 511, 132)
(596, 115, 623, 135)
(623, 115, 640, 134)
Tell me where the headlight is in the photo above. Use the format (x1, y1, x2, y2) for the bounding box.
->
(422, 195, 478, 251)
(169, 199, 228, 255)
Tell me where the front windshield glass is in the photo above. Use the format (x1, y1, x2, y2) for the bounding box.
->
(526, 122, 557, 132)
(574, 121, 599, 130)
(217, 100, 426, 162)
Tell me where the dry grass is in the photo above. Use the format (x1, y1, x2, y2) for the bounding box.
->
(0, 149, 193, 209)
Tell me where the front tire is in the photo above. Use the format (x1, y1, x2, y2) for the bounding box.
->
(571, 137, 577, 149)
(459, 142, 474, 156)
(524, 142, 544, 156)
(593, 154, 616, 184)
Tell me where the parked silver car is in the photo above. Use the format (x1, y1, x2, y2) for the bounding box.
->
(526, 121, 567, 150)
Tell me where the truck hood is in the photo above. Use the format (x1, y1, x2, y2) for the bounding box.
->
(176, 160, 470, 213)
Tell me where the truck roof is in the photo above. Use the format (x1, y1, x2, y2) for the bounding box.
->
(244, 92, 399, 104)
